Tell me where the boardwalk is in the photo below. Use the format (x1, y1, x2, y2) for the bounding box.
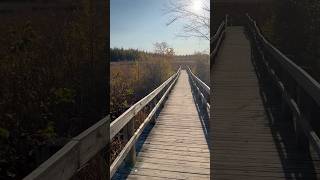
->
(211, 26, 320, 179)
(23, 15, 320, 180)
(121, 70, 210, 179)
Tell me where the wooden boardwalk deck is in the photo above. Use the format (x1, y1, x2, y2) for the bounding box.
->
(118, 70, 210, 179)
(211, 26, 320, 179)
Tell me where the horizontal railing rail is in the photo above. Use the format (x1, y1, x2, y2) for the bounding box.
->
(110, 67, 181, 177)
(211, 14, 228, 67)
(187, 67, 210, 115)
(247, 14, 320, 157)
(23, 115, 110, 180)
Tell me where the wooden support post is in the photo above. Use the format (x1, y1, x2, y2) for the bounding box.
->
(196, 89, 201, 103)
(160, 94, 166, 109)
(150, 99, 157, 125)
(105, 142, 110, 180)
(97, 151, 107, 180)
(295, 87, 310, 153)
(124, 119, 136, 167)
(309, 104, 319, 139)
(201, 95, 206, 111)
(279, 98, 292, 123)
(225, 14, 228, 27)
(294, 116, 309, 153)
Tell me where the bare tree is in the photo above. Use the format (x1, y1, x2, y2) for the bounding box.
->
(164, 0, 210, 41)
(154, 42, 175, 56)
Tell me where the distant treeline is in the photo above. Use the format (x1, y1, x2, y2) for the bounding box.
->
(111, 48, 147, 61)
(111, 47, 208, 62)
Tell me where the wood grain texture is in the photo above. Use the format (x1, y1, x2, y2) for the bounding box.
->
(210, 26, 320, 179)
(114, 70, 209, 179)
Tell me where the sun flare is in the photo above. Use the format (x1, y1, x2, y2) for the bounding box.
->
(192, 0, 202, 13)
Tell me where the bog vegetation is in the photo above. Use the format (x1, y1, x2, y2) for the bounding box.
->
(0, 1, 107, 179)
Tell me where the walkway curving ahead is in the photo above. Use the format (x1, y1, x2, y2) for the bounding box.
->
(123, 70, 210, 179)
(211, 26, 320, 179)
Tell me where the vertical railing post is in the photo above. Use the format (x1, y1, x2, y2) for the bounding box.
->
(150, 98, 157, 125)
(124, 119, 136, 167)
(295, 87, 309, 153)
(279, 96, 292, 123)
(98, 151, 108, 180)
(225, 14, 228, 27)
(200, 86, 206, 110)
(294, 115, 309, 153)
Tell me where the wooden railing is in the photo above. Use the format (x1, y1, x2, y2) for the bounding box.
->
(211, 15, 228, 67)
(187, 67, 210, 115)
(110, 67, 181, 177)
(247, 14, 320, 156)
(23, 115, 110, 180)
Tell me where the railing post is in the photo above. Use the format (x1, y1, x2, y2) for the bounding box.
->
(98, 151, 108, 180)
(225, 14, 228, 27)
(294, 115, 309, 153)
(295, 87, 310, 153)
(150, 98, 157, 125)
(124, 119, 136, 167)
(279, 97, 292, 123)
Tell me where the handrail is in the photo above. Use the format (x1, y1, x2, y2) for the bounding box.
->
(247, 15, 320, 107)
(211, 14, 228, 67)
(247, 14, 320, 156)
(23, 115, 110, 180)
(187, 67, 210, 113)
(188, 67, 210, 96)
(110, 67, 181, 177)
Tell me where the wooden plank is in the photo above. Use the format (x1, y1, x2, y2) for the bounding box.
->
(138, 152, 210, 163)
(126, 168, 209, 180)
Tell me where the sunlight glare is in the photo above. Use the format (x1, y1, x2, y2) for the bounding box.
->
(192, 0, 202, 13)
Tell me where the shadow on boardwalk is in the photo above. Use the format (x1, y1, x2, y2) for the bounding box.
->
(246, 27, 320, 179)
(188, 76, 210, 146)
(211, 26, 320, 179)
(112, 123, 154, 180)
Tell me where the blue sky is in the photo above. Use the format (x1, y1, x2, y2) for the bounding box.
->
(110, 0, 209, 55)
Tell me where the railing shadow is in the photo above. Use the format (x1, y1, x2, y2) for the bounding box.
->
(187, 75, 210, 149)
(111, 123, 155, 180)
(272, 118, 318, 180)
(244, 26, 319, 180)
(257, 79, 318, 180)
